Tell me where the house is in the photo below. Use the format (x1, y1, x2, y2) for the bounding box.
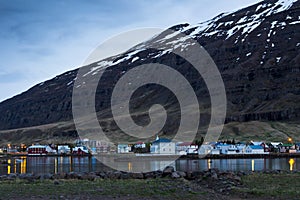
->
(214, 143, 242, 154)
(117, 144, 130, 153)
(236, 144, 247, 154)
(150, 138, 175, 154)
(270, 142, 283, 148)
(72, 146, 89, 155)
(176, 142, 198, 155)
(134, 141, 146, 149)
(198, 144, 213, 155)
(132, 142, 148, 153)
(210, 149, 220, 155)
(27, 144, 57, 155)
(215, 143, 230, 154)
(268, 142, 283, 152)
(227, 145, 239, 154)
(245, 145, 266, 154)
(95, 141, 112, 153)
(278, 144, 296, 153)
(57, 145, 71, 154)
(250, 141, 269, 151)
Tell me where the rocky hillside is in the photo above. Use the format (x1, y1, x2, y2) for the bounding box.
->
(0, 0, 299, 143)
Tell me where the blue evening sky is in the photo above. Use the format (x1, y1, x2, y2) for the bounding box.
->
(0, 0, 260, 102)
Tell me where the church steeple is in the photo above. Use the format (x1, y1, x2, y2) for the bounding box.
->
(156, 135, 159, 141)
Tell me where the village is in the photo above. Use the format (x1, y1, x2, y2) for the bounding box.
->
(1, 136, 299, 156)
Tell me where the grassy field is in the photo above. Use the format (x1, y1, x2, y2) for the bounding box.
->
(1, 173, 300, 199)
(0, 178, 222, 200)
(234, 172, 300, 199)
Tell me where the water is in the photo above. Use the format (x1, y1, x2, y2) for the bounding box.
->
(0, 156, 298, 175)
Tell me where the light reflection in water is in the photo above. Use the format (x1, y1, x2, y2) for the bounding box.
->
(289, 158, 295, 171)
(251, 159, 255, 171)
(128, 162, 132, 172)
(7, 159, 11, 174)
(54, 157, 58, 174)
(1, 157, 300, 175)
(20, 157, 26, 174)
(207, 159, 211, 170)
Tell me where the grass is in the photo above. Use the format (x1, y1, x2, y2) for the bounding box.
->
(234, 172, 300, 199)
(0, 178, 203, 199)
(1, 173, 300, 199)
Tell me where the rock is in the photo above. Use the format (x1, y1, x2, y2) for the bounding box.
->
(154, 170, 163, 178)
(186, 171, 194, 180)
(177, 171, 186, 178)
(162, 166, 175, 177)
(0, 175, 8, 180)
(113, 171, 122, 179)
(171, 172, 181, 178)
(120, 172, 130, 179)
(66, 172, 79, 179)
(81, 174, 98, 181)
(54, 172, 66, 179)
(211, 173, 218, 180)
(53, 180, 60, 185)
(98, 172, 108, 179)
(143, 172, 155, 179)
(233, 175, 241, 182)
(107, 171, 122, 179)
(40, 173, 53, 180)
(130, 172, 144, 179)
(8, 173, 17, 179)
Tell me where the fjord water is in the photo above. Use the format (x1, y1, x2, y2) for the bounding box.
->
(0, 156, 299, 175)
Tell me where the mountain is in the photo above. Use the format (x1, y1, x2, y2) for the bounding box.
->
(1, 0, 300, 144)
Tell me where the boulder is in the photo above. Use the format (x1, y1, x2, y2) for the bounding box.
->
(162, 166, 175, 177)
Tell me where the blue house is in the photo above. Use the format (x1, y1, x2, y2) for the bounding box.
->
(245, 145, 265, 154)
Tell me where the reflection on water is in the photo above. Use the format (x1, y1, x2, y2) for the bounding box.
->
(289, 158, 295, 171)
(0, 156, 299, 175)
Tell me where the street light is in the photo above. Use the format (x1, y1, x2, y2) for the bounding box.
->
(288, 137, 293, 143)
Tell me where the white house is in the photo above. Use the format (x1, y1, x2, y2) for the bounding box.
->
(176, 142, 198, 155)
(27, 144, 57, 155)
(57, 145, 71, 154)
(198, 144, 213, 155)
(150, 138, 176, 154)
(117, 144, 130, 153)
(236, 144, 247, 154)
(215, 143, 230, 154)
(227, 145, 239, 154)
(245, 145, 266, 154)
(210, 149, 220, 155)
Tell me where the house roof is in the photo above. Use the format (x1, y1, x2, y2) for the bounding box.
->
(135, 141, 144, 144)
(249, 145, 264, 149)
(177, 142, 194, 146)
(216, 143, 230, 146)
(152, 138, 171, 143)
(270, 142, 282, 146)
(280, 144, 293, 147)
(28, 145, 47, 148)
(251, 142, 263, 146)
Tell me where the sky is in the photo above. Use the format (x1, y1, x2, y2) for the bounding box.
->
(0, 0, 261, 102)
